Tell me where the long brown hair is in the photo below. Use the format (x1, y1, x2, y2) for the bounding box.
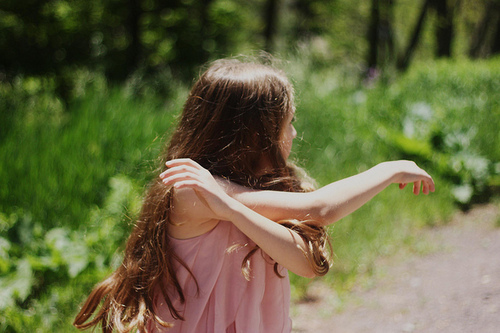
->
(74, 59, 331, 332)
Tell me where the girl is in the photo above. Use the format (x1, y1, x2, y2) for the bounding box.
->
(74, 59, 434, 332)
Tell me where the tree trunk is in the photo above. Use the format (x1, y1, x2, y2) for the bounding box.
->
(492, 6, 500, 55)
(397, 0, 431, 71)
(293, 0, 315, 40)
(366, 0, 395, 75)
(367, 0, 380, 69)
(264, 0, 280, 53)
(199, 0, 213, 64)
(469, 1, 500, 58)
(380, 0, 395, 64)
(126, 0, 141, 73)
(432, 0, 454, 57)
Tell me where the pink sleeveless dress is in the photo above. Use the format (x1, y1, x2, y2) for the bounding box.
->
(147, 220, 292, 332)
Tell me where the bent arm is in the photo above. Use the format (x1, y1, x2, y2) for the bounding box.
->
(223, 161, 435, 226)
(223, 198, 317, 278)
(161, 159, 318, 278)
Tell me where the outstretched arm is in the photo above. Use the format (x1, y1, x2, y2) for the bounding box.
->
(160, 159, 318, 278)
(220, 161, 435, 226)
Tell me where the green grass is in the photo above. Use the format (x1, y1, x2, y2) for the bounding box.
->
(1, 58, 499, 331)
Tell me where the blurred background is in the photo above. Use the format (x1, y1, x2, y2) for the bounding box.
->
(0, 0, 499, 331)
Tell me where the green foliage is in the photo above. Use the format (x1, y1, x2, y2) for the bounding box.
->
(288, 56, 499, 295)
(0, 71, 183, 230)
(0, 175, 143, 331)
(1, 58, 499, 330)
(292, 57, 499, 205)
(0, 73, 187, 331)
(388, 59, 500, 205)
(1, 0, 494, 88)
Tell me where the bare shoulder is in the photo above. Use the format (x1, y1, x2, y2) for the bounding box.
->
(168, 187, 220, 239)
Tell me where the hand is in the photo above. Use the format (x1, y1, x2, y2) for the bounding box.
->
(159, 158, 235, 220)
(385, 160, 435, 195)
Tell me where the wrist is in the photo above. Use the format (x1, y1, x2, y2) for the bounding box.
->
(221, 196, 247, 222)
(374, 161, 401, 184)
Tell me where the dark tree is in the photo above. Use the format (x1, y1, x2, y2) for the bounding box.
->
(264, 0, 280, 53)
(469, 0, 500, 58)
(292, 0, 321, 40)
(492, 8, 500, 54)
(125, 0, 142, 74)
(367, 0, 381, 70)
(105, 0, 143, 80)
(431, 0, 455, 57)
(0, 0, 97, 100)
(366, 0, 395, 73)
(397, 0, 431, 71)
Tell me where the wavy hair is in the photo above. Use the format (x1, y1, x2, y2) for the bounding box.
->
(74, 59, 332, 332)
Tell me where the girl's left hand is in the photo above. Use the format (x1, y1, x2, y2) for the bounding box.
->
(385, 160, 436, 195)
(159, 158, 235, 221)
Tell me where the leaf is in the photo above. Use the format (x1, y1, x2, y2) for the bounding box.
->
(385, 130, 433, 160)
(64, 241, 89, 278)
(0, 237, 11, 273)
(0, 258, 34, 310)
(45, 228, 89, 277)
(451, 184, 474, 204)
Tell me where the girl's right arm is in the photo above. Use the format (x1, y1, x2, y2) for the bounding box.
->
(160, 158, 319, 278)
(220, 161, 435, 226)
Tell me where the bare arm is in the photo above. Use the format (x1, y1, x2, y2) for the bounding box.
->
(221, 161, 435, 226)
(160, 159, 317, 278)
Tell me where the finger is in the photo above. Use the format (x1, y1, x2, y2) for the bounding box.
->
(428, 178, 436, 192)
(172, 179, 205, 190)
(399, 183, 407, 190)
(421, 171, 435, 193)
(413, 181, 421, 195)
(161, 173, 202, 187)
(422, 181, 429, 195)
(165, 158, 203, 170)
(160, 164, 199, 179)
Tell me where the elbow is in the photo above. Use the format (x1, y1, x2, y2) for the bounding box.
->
(304, 271, 319, 279)
(318, 206, 342, 226)
(315, 206, 330, 226)
(292, 248, 322, 279)
(296, 262, 331, 279)
(294, 269, 317, 279)
(294, 251, 325, 279)
(310, 198, 340, 227)
(303, 194, 326, 226)
(302, 264, 326, 278)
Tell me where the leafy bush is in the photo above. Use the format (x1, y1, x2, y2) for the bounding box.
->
(288, 57, 499, 295)
(383, 59, 500, 206)
(0, 74, 186, 331)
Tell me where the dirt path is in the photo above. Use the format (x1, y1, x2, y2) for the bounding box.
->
(291, 204, 500, 333)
